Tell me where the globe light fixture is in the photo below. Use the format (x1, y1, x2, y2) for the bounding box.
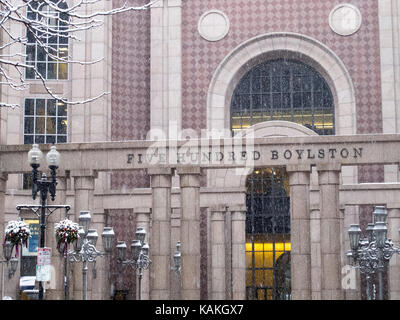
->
(115, 227, 151, 300)
(79, 211, 91, 235)
(58, 211, 114, 300)
(347, 206, 400, 300)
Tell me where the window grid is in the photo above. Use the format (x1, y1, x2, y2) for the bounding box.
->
(23, 98, 68, 144)
(231, 59, 335, 135)
(245, 168, 291, 300)
(23, 98, 67, 189)
(25, 1, 69, 80)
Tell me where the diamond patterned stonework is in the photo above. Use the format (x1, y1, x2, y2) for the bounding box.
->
(111, 0, 151, 189)
(182, 0, 382, 135)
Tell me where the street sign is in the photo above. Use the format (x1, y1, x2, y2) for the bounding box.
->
(36, 247, 51, 282)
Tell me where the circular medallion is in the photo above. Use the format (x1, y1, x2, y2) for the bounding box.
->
(329, 4, 362, 36)
(198, 10, 230, 42)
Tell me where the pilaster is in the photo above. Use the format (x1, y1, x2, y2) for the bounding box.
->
(317, 164, 344, 300)
(287, 165, 312, 300)
(210, 205, 226, 300)
(229, 205, 246, 300)
(177, 166, 201, 300)
(148, 167, 173, 299)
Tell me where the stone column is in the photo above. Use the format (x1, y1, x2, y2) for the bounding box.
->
(387, 204, 400, 300)
(342, 205, 361, 300)
(148, 167, 173, 300)
(229, 205, 246, 300)
(317, 164, 344, 300)
(170, 208, 181, 300)
(177, 166, 201, 300)
(287, 165, 312, 300)
(71, 169, 97, 217)
(135, 207, 151, 300)
(210, 205, 226, 300)
(71, 169, 97, 300)
(45, 171, 68, 300)
(310, 205, 321, 300)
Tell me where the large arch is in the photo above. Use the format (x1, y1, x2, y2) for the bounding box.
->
(206, 32, 356, 136)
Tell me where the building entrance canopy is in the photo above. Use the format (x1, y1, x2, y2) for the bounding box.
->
(1, 133, 399, 173)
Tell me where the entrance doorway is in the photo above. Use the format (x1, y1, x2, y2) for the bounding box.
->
(245, 167, 291, 300)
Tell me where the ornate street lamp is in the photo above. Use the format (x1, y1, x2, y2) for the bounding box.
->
(24, 144, 70, 300)
(60, 211, 115, 300)
(1, 241, 18, 299)
(116, 227, 151, 300)
(347, 205, 400, 300)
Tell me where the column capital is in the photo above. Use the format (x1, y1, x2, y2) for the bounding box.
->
(210, 205, 226, 221)
(147, 167, 174, 176)
(72, 170, 96, 190)
(70, 169, 98, 178)
(316, 163, 342, 172)
(288, 170, 311, 186)
(176, 166, 201, 175)
(317, 165, 340, 185)
(228, 204, 247, 213)
(210, 204, 227, 213)
(286, 164, 312, 173)
(54, 169, 68, 178)
(150, 170, 172, 188)
(177, 166, 201, 188)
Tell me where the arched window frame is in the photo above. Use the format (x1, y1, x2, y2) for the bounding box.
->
(230, 59, 335, 135)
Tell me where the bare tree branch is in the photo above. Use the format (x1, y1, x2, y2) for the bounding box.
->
(0, 0, 159, 108)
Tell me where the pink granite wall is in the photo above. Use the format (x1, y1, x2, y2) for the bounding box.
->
(182, 0, 382, 134)
(111, 0, 151, 189)
(182, 0, 383, 184)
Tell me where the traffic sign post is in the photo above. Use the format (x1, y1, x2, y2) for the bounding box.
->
(36, 247, 52, 282)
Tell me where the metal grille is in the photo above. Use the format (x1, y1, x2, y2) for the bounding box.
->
(231, 59, 335, 135)
(231, 59, 335, 300)
(245, 167, 291, 300)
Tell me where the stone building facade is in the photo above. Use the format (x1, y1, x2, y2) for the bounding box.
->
(0, 0, 400, 300)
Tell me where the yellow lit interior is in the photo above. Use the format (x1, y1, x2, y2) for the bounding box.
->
(246, 242, 291, 289)
(231, 113, 333, 131)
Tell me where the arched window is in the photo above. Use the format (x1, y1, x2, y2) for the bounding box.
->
(231, 59, 334, 135)
(25, 0, 69, 80)
(232, 59, 335, 300)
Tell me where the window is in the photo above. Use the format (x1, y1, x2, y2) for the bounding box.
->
(25, 0, 69, 80)
(231, 59, 335, 135)
(24, 98, 68, 144)
(23, 98, 67, 189)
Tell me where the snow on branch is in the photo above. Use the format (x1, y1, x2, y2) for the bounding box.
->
(0, 0, 159, 108)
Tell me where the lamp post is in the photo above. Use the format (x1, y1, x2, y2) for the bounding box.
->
(347, 205, 400, 300)
(1, 241, 18, 299)
(116, 227, 151, 300)
(27, 144, 62, 300)
(172, 241, 181, 276)
(62, 211, 114, 300)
